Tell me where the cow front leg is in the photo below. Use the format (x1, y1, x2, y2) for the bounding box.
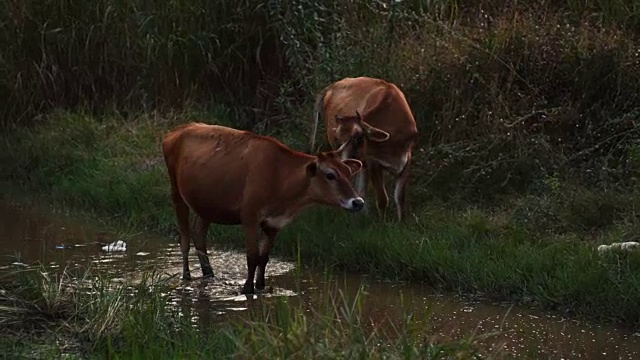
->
(193, 215, 214, 278)
(355, 166, 369, 214)
(256, 224, 279, 291)
(241, 222, 260, 294)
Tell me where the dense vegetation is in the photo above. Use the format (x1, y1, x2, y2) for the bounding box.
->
(3, 0, 640, 201)
(2, 0, 640, 339)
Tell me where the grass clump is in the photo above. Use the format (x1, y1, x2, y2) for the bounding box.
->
(0, 266, 492, 359)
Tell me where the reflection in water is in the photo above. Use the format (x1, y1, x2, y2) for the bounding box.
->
(280, 271, 640, 360)
(1, 197, 639, 359)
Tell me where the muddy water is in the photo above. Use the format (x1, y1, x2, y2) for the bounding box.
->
(1, 198, 639, 359)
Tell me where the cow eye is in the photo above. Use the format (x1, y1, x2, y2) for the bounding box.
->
(326, 172, 336, 181)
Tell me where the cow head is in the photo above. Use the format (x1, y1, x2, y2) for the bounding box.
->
(305, 151, 364, 212)
(334, 111, 390, 161)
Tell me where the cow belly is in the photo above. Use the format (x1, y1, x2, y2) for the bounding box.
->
(180, 187, 243, 225)
(190, 203, 242, 225)
(176, 163, 245, 225)
(371, 151, 410, 175)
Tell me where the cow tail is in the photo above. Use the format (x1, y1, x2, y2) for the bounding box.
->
(309, 85, 328, 153)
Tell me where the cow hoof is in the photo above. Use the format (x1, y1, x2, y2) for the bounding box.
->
(202, 270, 215, 279)
(240, 283, 255, 295)
(256, 285, 273, 294)
(182, 275, 192, 281)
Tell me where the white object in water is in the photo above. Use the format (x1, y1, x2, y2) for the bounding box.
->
(101, 240, 127, 252)
(597, 241, 640, 253)
(135, 252, 150, 256)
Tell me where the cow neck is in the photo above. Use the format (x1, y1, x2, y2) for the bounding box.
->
(270, 155, 315, 217)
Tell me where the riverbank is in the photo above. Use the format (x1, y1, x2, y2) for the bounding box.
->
(2, 110, 640, 329)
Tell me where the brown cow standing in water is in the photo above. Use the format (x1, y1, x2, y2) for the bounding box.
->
(309, 76, 419, 221)
(162, 122, 364, 294)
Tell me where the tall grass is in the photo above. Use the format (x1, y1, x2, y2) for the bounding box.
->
(0, 266, 494, 359)
(1, 0, 286, 126)
(2, 0, 639, 200)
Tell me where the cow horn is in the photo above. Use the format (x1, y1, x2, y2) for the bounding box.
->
(336, 138, 351, 153)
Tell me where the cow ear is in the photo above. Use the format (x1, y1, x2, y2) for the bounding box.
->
(342, 159, 363, 176)
(306, 161, 318, 177)
(364, 123, 390, 142)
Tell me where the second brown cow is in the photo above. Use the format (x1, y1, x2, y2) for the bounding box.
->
(309, 76, 419, 221)
(162, 122, 364, 294)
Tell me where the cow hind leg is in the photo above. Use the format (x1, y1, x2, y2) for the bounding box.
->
(193, 215, 214, 278)
(369, 162, 389, 219)
(241, 221, 260, 295)
(256, 223, 279, 291)
(393, 153, 412, 222)
(171, 190, 192, 281)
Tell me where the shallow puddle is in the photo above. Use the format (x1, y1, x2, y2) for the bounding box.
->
(1, 197, 639, 359)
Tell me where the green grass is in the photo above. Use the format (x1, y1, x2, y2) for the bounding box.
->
(1, 111, 640, 330)
(279, 208, 640, 325)
(0, 265, 493, 359)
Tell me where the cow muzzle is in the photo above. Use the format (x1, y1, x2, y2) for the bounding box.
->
(341, 197, 365, 212)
